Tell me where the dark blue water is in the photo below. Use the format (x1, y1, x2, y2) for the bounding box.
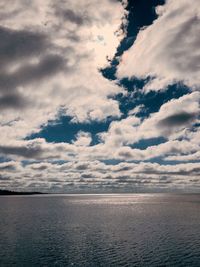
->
(0, 194, 199, 267)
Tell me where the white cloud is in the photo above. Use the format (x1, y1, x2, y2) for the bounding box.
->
(117, 0, 200, 91)
(128, 104, 145, 116)
(100, 92, 200, 148)
(73, 131, 92, 147)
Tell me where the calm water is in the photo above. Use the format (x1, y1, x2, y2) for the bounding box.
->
(0, 194, 200, 267)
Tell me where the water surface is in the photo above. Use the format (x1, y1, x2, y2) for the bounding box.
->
(0, 194, 199, 266)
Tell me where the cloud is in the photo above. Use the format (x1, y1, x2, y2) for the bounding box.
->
(0, 93, 28, 110)
(73, 131, 92, 146)
(0, 0, 127, 145)
(0, 140, 46, 159)
(54, 8, 90, 26)
(0, 26, 47, 67)
(157, 112, 197, 128)
(0, 138, 76, 161)
(164, 128, 200, 162)
(1, 160, 200, 192)
(0, 161, 19, 171)
(117, 0, 200, 91)
(0, 92, 199, 187)
(100, 92, 200, 147)
(0, 54, 65, 92)
(0, 0, 199, 193)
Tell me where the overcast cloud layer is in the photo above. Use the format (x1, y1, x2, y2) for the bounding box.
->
(0, 0, 200, 193)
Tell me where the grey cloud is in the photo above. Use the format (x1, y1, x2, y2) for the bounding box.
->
(157, 112, 198, 128)
(0, 0, 33, 22)
(54, 1, 92, 26)
(0, 26, 47, 67)
(59, 9, 87, 25)
(118, 150, 133, 159)
(0, 54, 65, 110)
(15, 54, 65, 83)
(0, 26, 67, 111)
(30, 165, 49, 171)
(0, 174, 11, 180)
(66, 31, 81, 42)
(0, 164, 16, 171)
(114, 166, 132, 172)
(75, 163, 89, 170)
(190, 178, 200, 183)
(0, 54, 65, 92)
(81, 173, 94, 179)
(0, 92, 28, 110)
(0, 142, 66, 160)
(0, 8, 21, 22)
(170, 16, 200, 73)
(0, 145, 43, 159)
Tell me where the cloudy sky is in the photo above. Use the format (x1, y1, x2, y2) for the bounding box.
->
(0, 0, 200, 193)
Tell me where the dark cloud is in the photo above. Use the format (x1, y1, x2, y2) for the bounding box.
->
(158, 112, 197, 128)
(0, 174, 11, 180)
(0, 164, 16, 171)
(0, 54, 65, 92)
(114, 166, 132, 172)
(0, 26, 47, 67)
(0, 54, 65, 110)
(0, 26, 67, 110)
(190, 178, 200, 183)
(30, 165, 48, 171)
(0, 145, 43, 159)
(75, 163, 89, 170)
(60, 9, 86, 25)
(0, 92, 28, 110)
(81, 173, 94, 179)
(14, 54, 65, 84)
(118, 149, 132, 159)
(67, 32, 81, 42)
(55, 6, 91, 26)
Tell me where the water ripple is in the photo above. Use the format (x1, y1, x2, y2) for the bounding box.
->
(0, 194, 199, 266)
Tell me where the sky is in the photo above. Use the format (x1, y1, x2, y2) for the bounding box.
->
(0, 0, 200, 193)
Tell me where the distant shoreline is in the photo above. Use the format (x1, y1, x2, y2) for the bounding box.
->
(0, 189, 45, 196)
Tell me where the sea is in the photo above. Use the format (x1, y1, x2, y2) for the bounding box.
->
(0, 194, 199, 267)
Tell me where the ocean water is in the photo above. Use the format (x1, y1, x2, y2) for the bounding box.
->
(0, 194, 199, 267)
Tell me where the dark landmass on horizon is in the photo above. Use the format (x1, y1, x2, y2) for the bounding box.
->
(0, 189, 45, 196)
